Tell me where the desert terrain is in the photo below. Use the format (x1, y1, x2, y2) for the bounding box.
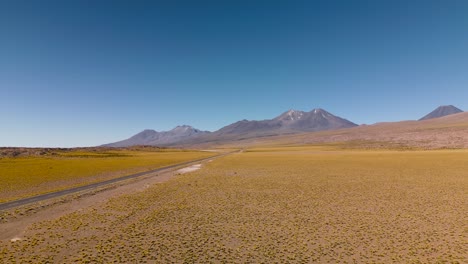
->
(0, 147, 216, 203)
(0, 145, 466, 263)
(192, 111, 468, 150)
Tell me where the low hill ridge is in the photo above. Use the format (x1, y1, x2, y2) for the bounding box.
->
(103, 126, 210, 147)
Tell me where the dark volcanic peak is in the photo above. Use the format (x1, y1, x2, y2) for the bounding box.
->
(138, 129, 158, 135)
(288, 108, 357, 132)
(419, 105, 463, 121)
(128, 129, 159, 141)
(215, 119, 281, 136)
(274, 109, 306, 122)
(214, 108, 357, 136)
(170, 125, 200, 133)
(173, 125, 193, 129)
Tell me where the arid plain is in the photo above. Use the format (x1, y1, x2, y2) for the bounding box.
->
(0, 145, 466, 263)
(0, 147, 215, 203)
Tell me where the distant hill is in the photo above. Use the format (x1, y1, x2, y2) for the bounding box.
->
(214, 108, 357, 136)
(105, 106, 468, 149)
(174, 108, 357, 146)
(103, 125, 210, 147)
(209, 111, 468, 149)
(419, 105, 463, 121)
(104, 108, 357, 147)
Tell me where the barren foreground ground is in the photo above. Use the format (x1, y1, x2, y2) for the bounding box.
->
(1, 147, 466, 263)
(0, 148, 214, 203)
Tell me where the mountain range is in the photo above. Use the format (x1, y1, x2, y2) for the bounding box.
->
(104, 108, 357, 147)
(103, 105, 464, 148)
(216, 108, 357, 135)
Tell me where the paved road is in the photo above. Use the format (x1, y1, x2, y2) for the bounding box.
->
(0, 151, 235, 211)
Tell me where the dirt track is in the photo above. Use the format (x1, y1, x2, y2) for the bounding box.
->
(0, 153, 235, 241)
(0, 153, 231, 211)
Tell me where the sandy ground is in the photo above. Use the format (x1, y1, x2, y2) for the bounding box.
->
(0, 160, 212, 242)
(0, 150, 465, 263)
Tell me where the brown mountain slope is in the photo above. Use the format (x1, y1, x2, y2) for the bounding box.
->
(188, 112, 468, 149)
(419, 105, 463, 120)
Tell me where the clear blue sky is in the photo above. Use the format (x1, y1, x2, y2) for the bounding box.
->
(1, 0, 468, 147)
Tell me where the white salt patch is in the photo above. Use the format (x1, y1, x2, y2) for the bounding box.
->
(10, 237, 21, 242)
(177, 164, 202, 174)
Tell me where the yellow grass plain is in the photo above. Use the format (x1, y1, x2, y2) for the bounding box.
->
(1, 147, 466, 262)
(0, 149, 215, 203)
